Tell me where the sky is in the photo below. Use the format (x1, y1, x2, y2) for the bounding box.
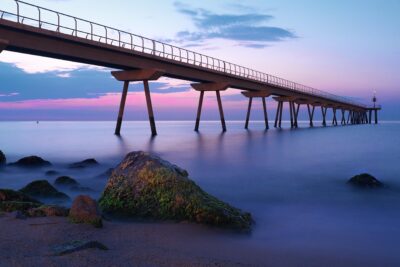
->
(0, 0, 399, 121)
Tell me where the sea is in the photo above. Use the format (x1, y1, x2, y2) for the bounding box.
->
(1, 120, 400, 266)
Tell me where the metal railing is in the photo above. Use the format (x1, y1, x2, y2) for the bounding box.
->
(0, 0, 368, 108)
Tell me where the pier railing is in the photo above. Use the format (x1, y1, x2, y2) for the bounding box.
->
(0, 0, 367, 108)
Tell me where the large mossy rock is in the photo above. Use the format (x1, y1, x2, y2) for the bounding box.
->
(9, 156, 51, 168)
(19, 180, 70, 200)
(348, 173, 383, 188)
(99, 151, 252, 230)
(0, 150, 6, 166)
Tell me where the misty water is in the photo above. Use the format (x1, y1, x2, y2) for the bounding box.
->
(1, 121, 400, 266)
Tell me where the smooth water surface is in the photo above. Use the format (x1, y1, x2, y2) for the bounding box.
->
(1, 121, 400, 266)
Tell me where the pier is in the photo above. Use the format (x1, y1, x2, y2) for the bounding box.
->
(0, 1, 381, 135)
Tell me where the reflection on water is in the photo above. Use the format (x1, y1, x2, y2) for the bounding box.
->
(1, 121, 400, 265)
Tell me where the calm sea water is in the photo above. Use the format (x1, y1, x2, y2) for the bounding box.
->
(1, 121, 400, 266)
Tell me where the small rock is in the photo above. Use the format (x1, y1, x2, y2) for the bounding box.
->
(69, 195, 102, 228)
(52, 240, 108, 256)
(348, 173, 383, 188)
(45, 170, 60, 176)
(19, 180, 70, 200)
(0, 189, 41, 203)
(94, 168, 114, 179)
(28, 205, 69, 217)
(9, 156, 51, 168)
(55, 176, 79, 187)
(0, 150, 6, 166)
(69, 159, 99, 169)
(0, 201, 41, 213)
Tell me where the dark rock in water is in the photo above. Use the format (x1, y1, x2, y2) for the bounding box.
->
(19, 180, 70, 200)
(0, 189, 41, 203)
(348, 173, 383, 188)
(69, 195, 102, 228)
(55, 176, 79, 187)
(0, 150, 6, 166)
(0, 201, 41, 213)
(99, 151, 252, 230)
(45, 170, 60, 176)
(52, 240, 108, 256)
(9, 156, 51, 168)
(94, 168, 114, 179)
(69, 158, 99, 169)
(28, 205, 69, 217)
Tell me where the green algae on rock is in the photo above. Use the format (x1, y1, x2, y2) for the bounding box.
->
(99, 151, 252, 230)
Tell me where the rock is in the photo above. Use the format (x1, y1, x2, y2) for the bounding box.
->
(9, 210, 27, 220)
(9, 156, 51, 168)
(55, 176, 79, 187)
(69, 195, 102, 228)
(52, 240, 108, 256)
(19, 180, 70, 200)
(94, 168, 114, 179)
(45, 170, 60, 176)
(0, 188, 41, 203)
(28, 205, 69, 217)
(0, 201, 41, 213)
(348, 173, 383, 188)
(99, 151, 252, 230)
(0, 150, 6, 166)
(0, 188, 42, 214)
(69, 159, 99, 169)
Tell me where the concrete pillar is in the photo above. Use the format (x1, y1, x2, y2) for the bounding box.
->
(191, 82, 229, 132)
(111, 69, 164, 136)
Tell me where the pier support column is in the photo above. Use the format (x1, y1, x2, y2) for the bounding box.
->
(307, 104, 315, 127)
(242, 91, 271, 129)
(112, 69, 164, 136)
(341, 109, 346, 125)
(191, 82, 230, 132)
(273, 96, 297, 128)
(375, 109, 378, 124)
(332, 108, 338, 126)
(321, 106, 327, 126)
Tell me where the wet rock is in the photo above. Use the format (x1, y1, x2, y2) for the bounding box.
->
(0, 150, 6, 166)
(28, 205, 69, 217)
(9, 156, 51, 168)
(19, 180, 70, 200)
(9, 210, 27, 220)
(69, 195, 102, 228)
(348, 173, 383, 188)
(55, 176, 79, 187)
(0, 189, 41, 203)
(52, 240, 108, 256)
(0, 201, 41, 213)
(99, 151, 252, 230)
(45, 170, 60, 176)
(0, 189, 42, 213)
(94, 168, 114, 179)
(69, 159, 99, 169)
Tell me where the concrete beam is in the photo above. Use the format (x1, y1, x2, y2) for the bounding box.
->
(191, 82, 229, 92)
(111, 69, 165, 81)
(273, 96, 297, 102)
(0, 39, 9, 53)
(241, 91, 272, 98)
